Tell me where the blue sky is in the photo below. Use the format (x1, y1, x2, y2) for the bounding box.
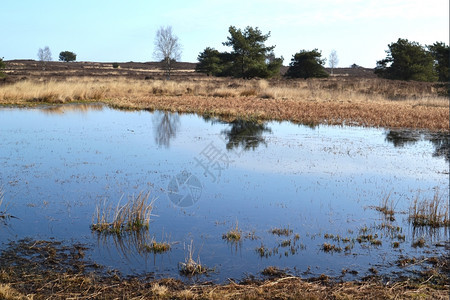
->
(3, 0, 448, 67)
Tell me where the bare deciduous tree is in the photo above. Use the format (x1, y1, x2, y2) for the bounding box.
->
(37, 46, 52, 62)
(37, 46, 52, 70)
(328, 50, 339, 75)
(153, 26, 182, 80)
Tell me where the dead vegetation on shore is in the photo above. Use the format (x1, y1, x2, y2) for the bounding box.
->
(0, 239, 448, 300)
(0, 76, 448, 130)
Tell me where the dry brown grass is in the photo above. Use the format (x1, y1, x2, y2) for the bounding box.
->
(179, 240, 208, 276)
(223, 221, 242, 242)
(0, 77, 448, 130)
(0, 238, 448, 299)
(374, 191, 396, 221)
(1, 273, 449, 300)
(0, 284, 31, 300)
(91, 191, 154, 234)
(144, 239, 171, 253)
(409, 190, 449, 228)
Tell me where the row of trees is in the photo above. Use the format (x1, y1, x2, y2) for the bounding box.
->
(195, 26, 340, 79)
(22, 26, 450, 83)
(195, 26, 448, 82)
(194, 26, 347, 79)
(375, 39, 448, 82)
(37, 47, 77, 63)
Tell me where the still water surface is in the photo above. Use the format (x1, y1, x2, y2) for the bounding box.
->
(0, 104, 448, 282)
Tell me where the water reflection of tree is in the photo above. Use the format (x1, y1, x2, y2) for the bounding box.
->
(153, 112, 180, 148)
(385, 130, 449, 161)
(429, 134, 449, 161)
(384, 130, 421, 147)
(221, 120, 272, 151)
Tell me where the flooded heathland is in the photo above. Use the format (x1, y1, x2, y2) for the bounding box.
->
(0, 104, 448, 283)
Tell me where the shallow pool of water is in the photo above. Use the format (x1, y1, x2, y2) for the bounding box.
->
(0, 104, 448, 282)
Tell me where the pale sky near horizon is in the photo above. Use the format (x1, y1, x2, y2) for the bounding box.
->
(3, 0, 449, 68)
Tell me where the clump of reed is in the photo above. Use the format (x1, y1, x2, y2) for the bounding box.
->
(356, 233, 379, 244)
(261, 266, 287, 277)
(255, 243, 279, 258)
(323, 233, 352, 243)
(222, 221, 242, 242)
(179, 240, 208, 276)
(91, 191, 154, 235)
(375, 191, 396, 221)
(256, 244, 269, 257)
(370, 239, 382, 246)
(144, 239, 171, 254)
(270, 226, 293, 236)
(321, 243, 342, 253)
(408, 190, 449, 228)
(0, 187, 13, 223)
(412, 237, 426, 248)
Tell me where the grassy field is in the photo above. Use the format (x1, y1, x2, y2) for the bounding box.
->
(0, 75, 448, 130)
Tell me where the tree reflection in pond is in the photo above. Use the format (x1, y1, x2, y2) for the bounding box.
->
(385, 129, 449, 161)
(153, 112, 180, 148)
(429, 134, 449, 161)
(221, 120, 272, 151)
(384, 130, 421, 147)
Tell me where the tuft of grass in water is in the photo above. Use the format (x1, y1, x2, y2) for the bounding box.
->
(397, 234, 406, 241)
(0, 187, 6, 217)
(244, 230, 259, 240)
(270, 226, 293, 236)
(179, 240, 208, 276)
(356, 234, 378, 243)
(91, 191, 155, 235)
(412, 237, 426, 248)
(321, 243, 342, 253)
(408, 190, 449, 228)
(222, 221, 242, 242)
(375, 191, 396, 221)
(261, 266, 287, 277)
(344, 244, 354, 252)
(0, 187, 14, 224)
(370, 239, 382, 246)
(324, 233, 334, 239)
(144, 239, 171, 254)
(280, 240, 291, 247)
(256, 244, 268, 257)
(377, 222, 402, 237)
(255, 244, 278, 258)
